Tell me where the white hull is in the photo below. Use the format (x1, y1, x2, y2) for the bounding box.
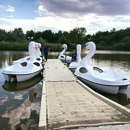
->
(60, 59, 71, 63)
(3, 74, 42, 91)
(78, 77, 129, 94)
(3, 69, 42, 82)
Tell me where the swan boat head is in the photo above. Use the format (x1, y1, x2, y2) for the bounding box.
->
(37, 42, 42, 56)
(58, 44, 67, 59)
(80, 41, 96, 66)
(34, 42, 43, 62)
(28, 41, 37, 61)
(34, 42, 41, 57)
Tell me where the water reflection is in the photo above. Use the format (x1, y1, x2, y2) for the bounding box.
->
(96, 89, 130, 106)
(0, 51, 28, 68)
(0, 74, 43, 129)
(94, 53, 130, 62)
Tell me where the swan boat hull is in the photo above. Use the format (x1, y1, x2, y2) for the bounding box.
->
(77, 76, 129, 94)
(2, 61, 43, 82)
(69, 62, 80, 72)
(60, 59, 71, 63)
(3, 69, 43, 82)
(58, 55, 72, 63)
(2, 73, 42, 92)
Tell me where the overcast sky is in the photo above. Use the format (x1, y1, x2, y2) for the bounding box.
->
(0, 0, 130, 35)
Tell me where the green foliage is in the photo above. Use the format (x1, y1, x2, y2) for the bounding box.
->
(48, 43, 61, 52)
(69, 27, 87, 44)
(25, 30, 35, 40)
(58, 35, 70, 46)
(35, 37, 47, 44)
(0, 41, 28, 51)
(0, 27, 130, 51)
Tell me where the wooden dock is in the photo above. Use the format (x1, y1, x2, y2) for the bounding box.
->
(39, 59, 130, 130)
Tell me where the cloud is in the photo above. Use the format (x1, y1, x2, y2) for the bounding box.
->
(36, 5, 55, 17)
(8, 15, 13, 18)
(0, 0, 130, 34)
(0, 5, 15, 12)
(0, 13, 130, 35)
(6, 5, 15, 12)
(37, 0, 130, 17)
(0, 0, 130, 35)
(34, 0, 130, 34)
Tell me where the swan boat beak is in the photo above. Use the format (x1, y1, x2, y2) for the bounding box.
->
(82, 47, 87, 51)
(60, 46, 63, 49)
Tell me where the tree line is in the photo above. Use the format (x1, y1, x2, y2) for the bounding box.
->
(0, 27, 130, 51)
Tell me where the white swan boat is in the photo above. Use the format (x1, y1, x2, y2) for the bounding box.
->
(2, 41, 43, 82)
(74, 41, 130, 94)
(58, 44, 72, 63)
(69, 44, 81, 72)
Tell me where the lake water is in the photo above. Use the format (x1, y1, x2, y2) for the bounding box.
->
(0, 50, 130, 129)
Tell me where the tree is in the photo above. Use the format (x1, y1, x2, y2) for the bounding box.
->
(26, 30, 35, 40)
(12, 28, 27, 42)
(42, 30, 55, 42)
(111, 28, 116, 32)
(0, 29, 7, 41)
(34, 31, 42, 41)
(58, 35, 70, 45)
(69, 27, 87, 44)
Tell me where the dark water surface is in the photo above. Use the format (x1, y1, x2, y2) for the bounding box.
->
(0, 51, 130, 129)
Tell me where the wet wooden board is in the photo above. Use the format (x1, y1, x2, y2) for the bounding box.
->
(44, 59, 76, 82)
(46, 81, 130, 129)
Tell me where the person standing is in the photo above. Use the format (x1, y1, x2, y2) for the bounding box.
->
(42, 43, 50, 61)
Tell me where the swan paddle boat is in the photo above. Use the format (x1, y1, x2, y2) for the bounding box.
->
(2, 41, 43, 82)
(69, 44, 81, 72)
(74, 41, 130, 94)
(58, 44, 72, 63)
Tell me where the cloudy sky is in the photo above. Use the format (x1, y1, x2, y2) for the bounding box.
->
(0, 0, 130, 35)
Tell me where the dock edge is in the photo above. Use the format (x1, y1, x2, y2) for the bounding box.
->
(39, 81, 47, 130)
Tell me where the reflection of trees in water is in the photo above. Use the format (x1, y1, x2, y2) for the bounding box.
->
(0, 116, 10, 129)
(98, 90, 130, 106)
(14, 110, 39, 129)
(0, 51, 28, 68)
(93, 54, 130, 62)
(81, 52, 130, 62)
